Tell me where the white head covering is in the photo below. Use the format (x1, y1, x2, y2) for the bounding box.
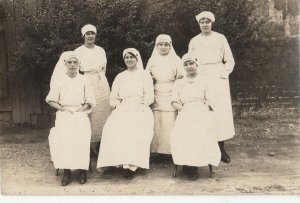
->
(50, 51, 80, 88)
(122, 48, 144, 70)
(81, 24, 97, 37)
(148, 34, 180, 63)
(195, 11, 215, 23)
(181, 53, 198, 77)
(62, 51, 79, 63)
(155, 34, 172, 45)
(182, 53, 198, 65)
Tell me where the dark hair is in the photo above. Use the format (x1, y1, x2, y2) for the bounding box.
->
(199, 17, 212, 23)
(123, 52, 137, 60)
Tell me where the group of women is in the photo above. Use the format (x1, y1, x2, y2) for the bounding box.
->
(46, 11, 235, 186)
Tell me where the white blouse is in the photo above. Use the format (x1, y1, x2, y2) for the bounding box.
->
(110, 70, 154, 108)
(46, 73, 96, 107)
(74, 45, 107, 73)
(171, 75, 214, 109)
(188, 31, 235, 77)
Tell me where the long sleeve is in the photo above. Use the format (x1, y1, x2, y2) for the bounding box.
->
(175, 57, 184, 79)
(145, 58, 156, 84)
(145, 58, 153, 72)
(83, 76, 96, 107)
(142, 71, 154, 106)
(109, 75, 121, 108)
(221, 36, 235, 78)
(100, 48, 107, 73)
(45, 81, 60, 104)
(203, 79, 216, 110)
(188, 38, 195, 54)
(171, 80, 182, 105)
(204, 88, 214, 110)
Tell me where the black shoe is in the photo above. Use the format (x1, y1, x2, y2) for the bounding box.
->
(218, 141, 230, 163)
(188, 166, 198, 181)
(78, 170, 87, 184)
(221, 152, 230, 163)
(61, 169, 71, 186)
(122, 169, 134, 179)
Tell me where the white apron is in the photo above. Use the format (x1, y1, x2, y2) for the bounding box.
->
(84, 71, 112, 142)
(171, 102, 221, 167)
(199, 63, 235, 141)
(49, 107, 91, 170)
(97, 98, 154, 170)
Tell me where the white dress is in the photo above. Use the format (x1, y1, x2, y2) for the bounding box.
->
(170, 75, 221, 167)
(189, 31, 235, 141)
(75, 45, 112, 142)
(97, 69, 154, 170)
(146, 56, 183, 154)
(46, 73, 96, 170)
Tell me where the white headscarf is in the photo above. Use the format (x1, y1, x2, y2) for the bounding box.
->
(122, 48, 144, 70)
(81, 24, 97, 37)
(50, 51, 80, 88)
(149, 34, 179, 62)
(195, 11, 215, 23)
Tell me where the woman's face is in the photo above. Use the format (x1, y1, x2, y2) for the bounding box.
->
(65, 57, 79, 75)
(184, 60, 197, 76)
(157, 42, 171, 55)
(124, 53, 138, 70)
(199, 18, 212, 34)
(84, 31, 96, 45)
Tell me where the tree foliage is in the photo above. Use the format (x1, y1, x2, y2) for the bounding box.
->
(10, 0, 265, 89)
(274, 0, 300, 19)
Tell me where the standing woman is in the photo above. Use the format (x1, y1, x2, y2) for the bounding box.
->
(97, 48, 154, 179)
(170, 53, 221, 180)
(146, 34, 183, 158)
(188, 11, 235, 163)
(75, 24, 112, 155)
(46, 51, 96, 186)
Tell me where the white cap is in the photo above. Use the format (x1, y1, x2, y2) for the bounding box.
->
(81, 24, 97, 37)
(195, 11, 215, 23)
(182, 53, 198, 65)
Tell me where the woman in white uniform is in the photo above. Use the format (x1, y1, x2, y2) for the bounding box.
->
(75, 24, 112, 156)
(188, 11, 235, 163)
(170, 53, 221, 180)
(146, 34, 183, 160)
(46, 51, 96, 186)
(97, 48, 154, 179)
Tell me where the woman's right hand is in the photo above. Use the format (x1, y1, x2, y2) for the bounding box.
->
(172, 101, 184, 111)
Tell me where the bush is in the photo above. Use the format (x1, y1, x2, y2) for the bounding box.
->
(10, 0, 264, 90)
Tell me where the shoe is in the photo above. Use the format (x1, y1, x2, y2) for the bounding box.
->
(218, 141, 230, 163)
(61, 169, 71, 186)
(78, 170, 87, 184)
(221, 152, 230, 163)
(123, 169, 134, 179)
(188, 166, 198, 181)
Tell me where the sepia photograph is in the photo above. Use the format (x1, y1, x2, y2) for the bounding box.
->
(0, 0, 299, 202)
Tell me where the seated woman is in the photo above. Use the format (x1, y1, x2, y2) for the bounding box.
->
(170, 53, 221, 181)
(96, 48, 154, 179)
(46, 51, 96, 186)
